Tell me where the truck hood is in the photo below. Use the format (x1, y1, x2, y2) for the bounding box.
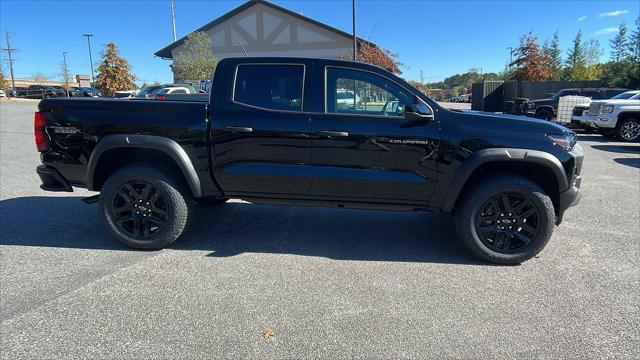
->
(461, 110, 570, 135)
(590, 99, 640, 105)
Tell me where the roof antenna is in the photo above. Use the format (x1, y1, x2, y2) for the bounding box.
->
(238, 40, 248, 56)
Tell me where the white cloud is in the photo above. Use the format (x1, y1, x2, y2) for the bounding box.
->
(577, 15, 587, 21)
(598, 10, 628, 17)
(593, 27, 619, 35)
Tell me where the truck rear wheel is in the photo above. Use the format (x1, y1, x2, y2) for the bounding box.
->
(99, 163, 193, 249)
(616, 118, 640, 142)
(454, 175, 555, 264)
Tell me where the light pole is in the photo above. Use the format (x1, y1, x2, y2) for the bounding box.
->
(170, 0, 177, 42)
(83, 33, 95, 84)
(352, 0, 357, 61)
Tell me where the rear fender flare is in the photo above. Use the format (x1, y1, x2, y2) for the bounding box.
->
(87, 134, 202, 197)
(442, 148, 568, 212)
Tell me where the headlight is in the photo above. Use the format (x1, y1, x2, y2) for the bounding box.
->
(546, 133, 576, 151)
(602, 105, 614, 113)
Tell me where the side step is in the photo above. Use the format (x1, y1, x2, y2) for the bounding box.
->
(82, 195, 100, 204)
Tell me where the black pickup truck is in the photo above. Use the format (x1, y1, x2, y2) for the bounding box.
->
(35, 57, 583, 264)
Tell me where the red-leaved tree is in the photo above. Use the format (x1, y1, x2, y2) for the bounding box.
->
(342, 40, 403, 74)
(510, 31, 552, 81)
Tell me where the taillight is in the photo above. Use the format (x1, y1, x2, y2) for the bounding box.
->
(156, 95, 166, 100)
(34, 111, 50, 152)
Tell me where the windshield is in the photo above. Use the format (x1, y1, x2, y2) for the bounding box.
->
(612, 92, 640, 100)
(135, 86, 163, 97)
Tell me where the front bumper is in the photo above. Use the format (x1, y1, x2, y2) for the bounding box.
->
(37, 165, 73, 192)
(556, 144, 583, 224)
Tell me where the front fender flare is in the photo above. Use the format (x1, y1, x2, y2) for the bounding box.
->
(87, 134, 202, 197)
(441, 148, 568, 212)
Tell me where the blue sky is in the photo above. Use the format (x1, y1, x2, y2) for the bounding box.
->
(1, 0, 638, 85)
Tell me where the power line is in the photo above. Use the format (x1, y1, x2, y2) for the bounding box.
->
(2, 31, 17, 89)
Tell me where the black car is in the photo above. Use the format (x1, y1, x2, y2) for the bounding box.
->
(34, 57, 583, 264)
(523, 88, 628, 120)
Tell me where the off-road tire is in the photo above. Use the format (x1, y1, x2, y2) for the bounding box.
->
(99, 163, 193, 249)
(534, 108, 553, 121)
(454, 174, 555, 264)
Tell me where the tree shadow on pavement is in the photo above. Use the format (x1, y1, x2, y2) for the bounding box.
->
(613, 157, 640, 169)
(591, 144, 640, 154)
(0, 196, 485, 265)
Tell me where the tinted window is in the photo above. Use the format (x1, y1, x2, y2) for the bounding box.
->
(326, 67, 413, 116)
(171, 89, 187, 94)
(611, 92, 638, 100)
(582, 90, 599, 99)
(234, 64, 304, 111)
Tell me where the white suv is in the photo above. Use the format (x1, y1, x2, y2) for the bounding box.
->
(572, 90, 640, 142)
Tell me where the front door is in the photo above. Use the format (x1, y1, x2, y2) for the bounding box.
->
(310, 66, 439, 203)
(212, 62, 312, 196)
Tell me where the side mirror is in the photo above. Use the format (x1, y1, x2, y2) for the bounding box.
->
(402, 103, 434, 127)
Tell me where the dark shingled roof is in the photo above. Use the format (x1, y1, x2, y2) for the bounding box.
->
(154, 0, 372, 59)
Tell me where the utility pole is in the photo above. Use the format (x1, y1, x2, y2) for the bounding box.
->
(507, 47, 514, 66)
(170, 0, 177, 42)
(2, 31, 16, 89)
(62, 51, 69, 88)
(352, 0, 357, 61)
(83, 33, 95, 84)
(420, 70, 424, 84)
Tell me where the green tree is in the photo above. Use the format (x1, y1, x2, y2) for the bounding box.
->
(628, 16, 640, 63)
(172, 31, 218, 81)
(610, 22, 628, 62)
(544, 30, 563, 79)
(601, 61, 640, 88)
(564, 30, 587, 80)
(95, 42, 136, 96)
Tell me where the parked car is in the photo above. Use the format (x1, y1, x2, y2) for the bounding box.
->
(50, 86, 69, 97)
(77, 87, 101, 97)
(15, 85, 62, 99)
(112, 90, 137, 98)
(336, 89, 360, 110)
(523, 88, 628, 120)
(135, 84, 197, 99)
(34, 57, 583, 264)
(0, 89, 5, 98)
(571, 90, 640, 141)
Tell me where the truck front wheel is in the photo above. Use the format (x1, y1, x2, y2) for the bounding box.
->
(454, 175, 555, 264)
(534, 108, 553, 121)
(616, 118, 640, 142)
(99, 163, 193, 249)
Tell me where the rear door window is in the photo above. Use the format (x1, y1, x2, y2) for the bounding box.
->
(233, 64, 304, 112)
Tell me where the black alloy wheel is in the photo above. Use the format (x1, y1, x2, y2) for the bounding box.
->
(111, 180, 170, 240)
(475, 192, 540, 254)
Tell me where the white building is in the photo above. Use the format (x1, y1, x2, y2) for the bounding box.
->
(155, 0, 368, 79)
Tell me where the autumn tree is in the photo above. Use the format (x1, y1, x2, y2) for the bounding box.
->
(610, 22, 629, 62)
(543, 30, 562, 79)
(172, 31, 217, 81)
(509, 31, 552, 81)
(95, 42, 136, 96)
(342, 40, 403, 74)
(0, 69, 7, 90)
(407, 80, 428, 93)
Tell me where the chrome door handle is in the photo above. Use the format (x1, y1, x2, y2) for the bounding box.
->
(319, 130, 349, 137)
(223, 126, 253, 133)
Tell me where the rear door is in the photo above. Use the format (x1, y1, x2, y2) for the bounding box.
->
(309, 66, 439, 203)
(211, 61, 312, 196)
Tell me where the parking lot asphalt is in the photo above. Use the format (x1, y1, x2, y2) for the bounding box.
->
(1, 99, 638, 359)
